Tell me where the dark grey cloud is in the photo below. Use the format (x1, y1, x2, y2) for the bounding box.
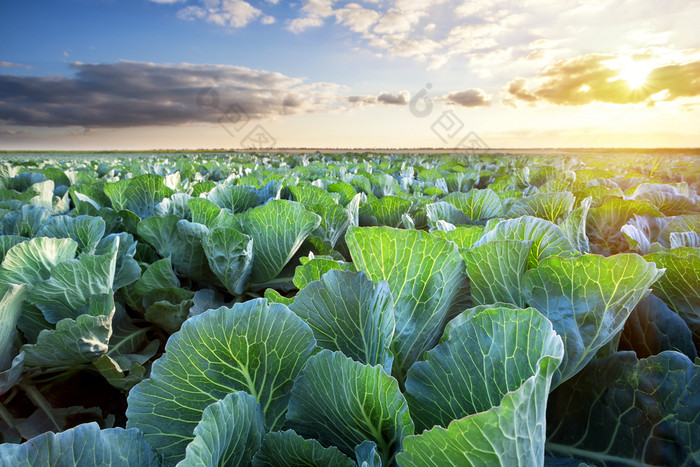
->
(442, 88, 491, 107)
(0, 61, 337, 128)
(346, 91, 409, 106)
(377, 92, 408, 105)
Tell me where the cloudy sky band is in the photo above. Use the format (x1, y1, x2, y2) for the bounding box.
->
(1, 0, 698, 148)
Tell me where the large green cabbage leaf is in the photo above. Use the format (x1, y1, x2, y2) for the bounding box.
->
(289, 270, 395, 371)
(0, 422, 163, 466)
(286, 350, 414, 466)
(523, 254, 664, 388)
(400, 306, 564, 466)
(346, 226, 466, 384)
(546, 351, 700, 466)
(126, 299, 315, 463)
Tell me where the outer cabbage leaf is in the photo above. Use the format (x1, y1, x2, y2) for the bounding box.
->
(0, 235, 25, 263)
(0, 205, 51, 237)
(0, 422, 163, 466)
(546, 351, 700, 467)
(430, 225, 484, 249)
(37, 215, 105, 254)
(559, 196, 592, 254)
(233, 200, 321, 286)
(263, 288, 294, 306)
(95, 232, 141, 291)
(461, 239, 532, 307)
(444, 189, 503, 222)
(92, 302, 159, 391)
(289, 270, 395, 370)
(399, 314, 565, 466)
(286, 350, 414, 466)
(631, 183, 697, 215)
(586, 199, 662, 255)
(188, 197, 240, 229)
(201, 226, 253, 295)
(0, 283, 28, 371)
(142, 287, 195, 334)
(289, 184, 338, 209)
(404, 306, 564, 438)
(621, 223, 652, 254)
(102, 179, 130, 212)
(126, 299, 315, 463)
(327, 182, 358, 206)
(252, 430, 355, 467)
(508, 191, 576, 223)
(644, 248, 700, 344)
(207, 184, 260, 214)
(292, 256, 354, 290)
(670, 231, 700, 249)
(178, 392, 265, 467)
(620, 294, 697, 360)
(29, 242, 118, 323)
(105, 174, 173, 219)
(658, 215, 700, 247)
(346, 226, 466, 384)
(154, 193, 193, 219)
(0, 237, 77, 286)
(137, 216, 213, 283)
(475, 216, 577, 269)
(306, 203, 354, 248)
(134, 257, 180, 296)
(22, 293, 115, 367)
(425, 201, 471, 227)
(362, 196, 412, 228)
(522, 254, 664, 388)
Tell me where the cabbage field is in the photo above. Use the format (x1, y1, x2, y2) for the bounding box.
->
(0, 151, 697, 466)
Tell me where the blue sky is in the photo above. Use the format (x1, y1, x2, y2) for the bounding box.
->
(1, 0, 699, 149)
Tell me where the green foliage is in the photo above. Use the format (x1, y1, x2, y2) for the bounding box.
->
(290, 270, 395, 370)
(0, 152, 697, 466)
(286, 350, 414, 465)
(547, 351, 699, 466)
(346, 226, 466, 384)
(126, 299, 315, 463)
(523, 254, 664, 387)
(0, 422, 163, 466)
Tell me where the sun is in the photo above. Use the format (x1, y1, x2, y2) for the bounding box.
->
(615, 60, 654, 89)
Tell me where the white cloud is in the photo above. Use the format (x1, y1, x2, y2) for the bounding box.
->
(391, 38, 441, 60)
(288, 16, 326, 33)
(334, 3, 380, 33)
(372, 8, 423, 35)
(0, 61, 34, 69)
(288, 0, 336, 33)
(454, 0, 493, 18)
(261, 15, 276, 25)
(176, 0, 261, 28)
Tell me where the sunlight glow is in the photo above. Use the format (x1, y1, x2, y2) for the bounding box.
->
(614, 59, 655, 89)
